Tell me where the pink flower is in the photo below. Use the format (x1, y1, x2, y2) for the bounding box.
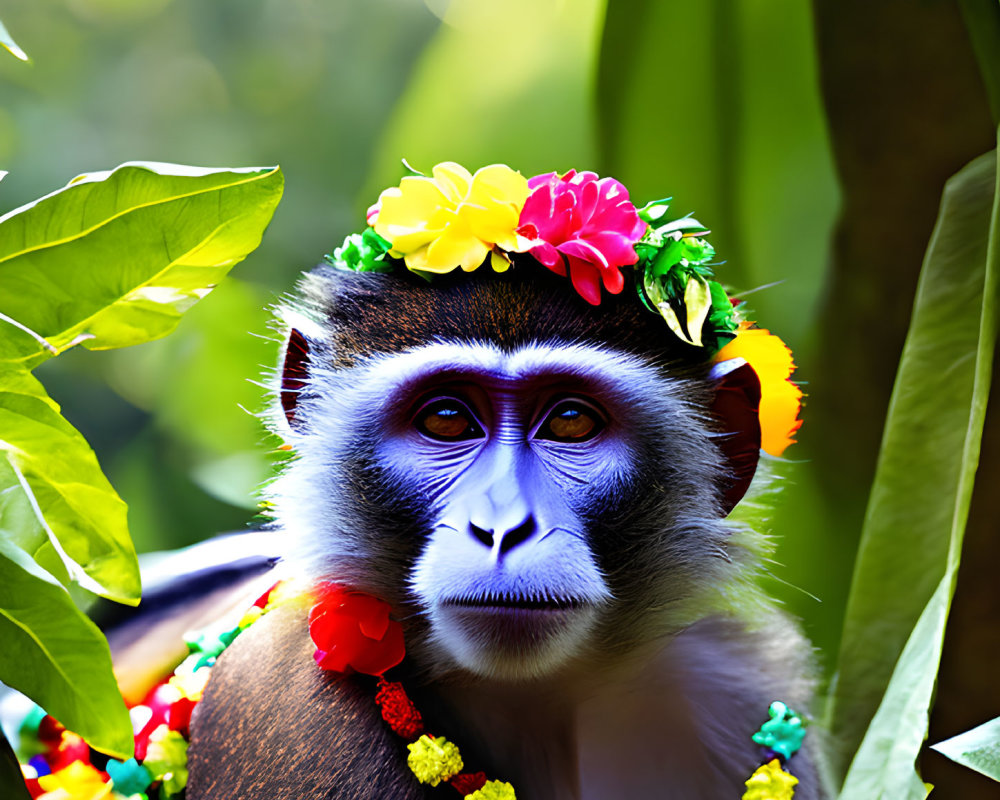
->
(517, 170, 646, 305)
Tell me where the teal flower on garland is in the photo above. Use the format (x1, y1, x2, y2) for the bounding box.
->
(752, 701, 807, 761)
(106, 757, 153, 796)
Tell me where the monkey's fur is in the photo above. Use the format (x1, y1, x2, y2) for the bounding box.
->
(185, 266, 829, 799)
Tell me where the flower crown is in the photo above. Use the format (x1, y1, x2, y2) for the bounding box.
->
(326, 161, 801, 456)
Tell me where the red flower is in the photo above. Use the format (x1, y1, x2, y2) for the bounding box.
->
(375, 677, 425, 739)
(44, 732, 90, 772)
(308, 584, 405, 676)
(517, 170, 646, 305)
(36, 716, 65, 745)
(449, 772, 489, 795)
(23, 775, 43, 799)
(167, 696, 196, 737)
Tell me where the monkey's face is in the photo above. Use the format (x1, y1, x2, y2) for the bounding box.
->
(381, 342, 647, 680)
(273, 269, 759, 683)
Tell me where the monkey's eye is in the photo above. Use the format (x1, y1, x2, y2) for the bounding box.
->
(534, 399, 605, 443)
(414, 398, 484, 442)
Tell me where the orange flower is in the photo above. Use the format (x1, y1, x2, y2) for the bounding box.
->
(715, 329, 802, 457)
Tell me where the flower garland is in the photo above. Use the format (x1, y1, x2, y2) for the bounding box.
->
(15, 582, 298, 800)
(743, 701, 807, 800)
(326, 160, 802, 457)
(16, 583, 807, 799)
(308, 583, 514, 798)
(309, 583, 810, 799)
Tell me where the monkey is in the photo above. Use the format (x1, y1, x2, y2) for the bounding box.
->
(178, 261, 830, 800)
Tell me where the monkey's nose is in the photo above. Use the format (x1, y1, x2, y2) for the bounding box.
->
(469, 515, 537, 558)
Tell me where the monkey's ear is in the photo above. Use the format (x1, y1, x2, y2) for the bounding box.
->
(281, 327, 310, 426)
(708, 358, 762, 515)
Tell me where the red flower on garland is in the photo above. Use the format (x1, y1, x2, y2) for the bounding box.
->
(44, 731, 90, 773)
(517, 170, 646, 305)
(375, 677, 425, 740)
(308, 584, 405, 676)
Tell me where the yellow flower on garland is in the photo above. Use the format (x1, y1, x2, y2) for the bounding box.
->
(407, 733, 464, 786)
(373, 162, 530, 274)
(168, 662, 211, 701)
(465, 779, 517, 799)
(37, 760, 112, 800)
(144, 725, 189, 796)
(715, 328, 803, 457)
(742, 758, 798, 799)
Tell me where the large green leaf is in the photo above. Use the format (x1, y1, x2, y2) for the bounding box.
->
(838, 577, 947, 799)
(0, 162, 284, 599)
(931, 716, 1000, 783)
(829, 144, 1000, 788)
(0, 536, 132, 758)
(0, 456, 72, 590)
(0, 369, 137, 603)
(0, 161, 284, 764)
(0, 162, 283, 368)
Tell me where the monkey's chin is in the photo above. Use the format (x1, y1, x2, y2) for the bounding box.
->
(432, 600, 598, 681)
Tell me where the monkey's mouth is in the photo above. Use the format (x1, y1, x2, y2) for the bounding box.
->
(442, 593, 585, 612)
(438, 592, 591, 654)
(432, 591, 600, 678)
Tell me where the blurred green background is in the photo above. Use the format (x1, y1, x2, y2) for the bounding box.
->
(1, 0, 997, 794)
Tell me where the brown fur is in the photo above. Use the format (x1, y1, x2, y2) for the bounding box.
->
(294, 263, 707, 369)
(187, 603, 428, 799)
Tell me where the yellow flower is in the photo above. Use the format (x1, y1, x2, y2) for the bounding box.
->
(465, 780, 517, 800)
(741, 759, 798, 799)
(144, 726, 189, 795)
(168, 662, 211, 700)
(715, 328, 802, 458)
(37, 761, 112, 800)
(373, 162, 530, 274)
(406, 733, 463, 786)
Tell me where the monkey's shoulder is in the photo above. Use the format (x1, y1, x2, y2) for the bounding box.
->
(672, 613, 829, 799)
(186, 604, 429, 800)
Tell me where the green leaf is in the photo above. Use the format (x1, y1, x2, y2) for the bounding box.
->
(656, 301, 689, 346)
(0, 458, 72, 589)
(838, 577, 947, 799)
(931, 716, 1000, 782)
(0, 537, 132, 758)
(0, 369, 137, 603)
(325, 227, 394, 273)
(656, 217, 708, 237)
(683, 276, 712, 347)
(958, 0, 1000, 124)
(0, 18, 28, 62)
(829, 143, 1000, 789)
(0, 162, 284, 368)
(636, 198, 671, 222)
